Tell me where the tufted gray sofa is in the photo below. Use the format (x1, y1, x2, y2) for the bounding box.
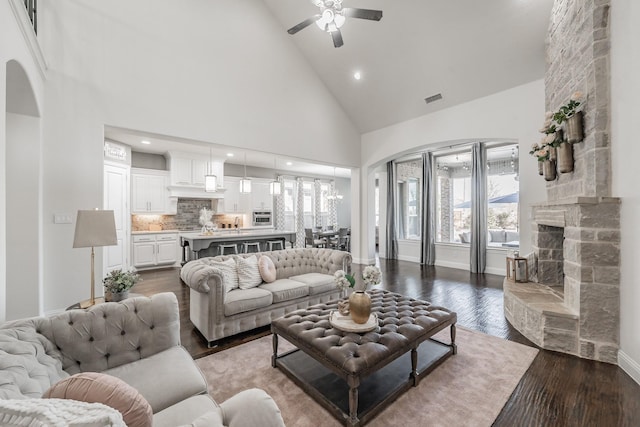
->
(180, 248, 352, 347)
(0, 293, 286, 427)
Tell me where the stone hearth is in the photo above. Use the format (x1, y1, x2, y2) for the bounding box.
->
(504, 197, 620, 363)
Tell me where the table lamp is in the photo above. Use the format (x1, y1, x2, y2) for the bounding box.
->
(73, 209, 117, 308)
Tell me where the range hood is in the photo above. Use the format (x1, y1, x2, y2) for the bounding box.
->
(167, 185, 225, 199)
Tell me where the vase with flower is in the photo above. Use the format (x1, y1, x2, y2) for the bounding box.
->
(333, 265, 382, 324)
(553, 91, 584, 143)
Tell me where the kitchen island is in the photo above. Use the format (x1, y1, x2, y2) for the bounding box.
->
(180, 229, 296, 263)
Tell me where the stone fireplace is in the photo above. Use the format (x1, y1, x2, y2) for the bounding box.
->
(504, 0, 619, 363)
(504, 198, 620, 363)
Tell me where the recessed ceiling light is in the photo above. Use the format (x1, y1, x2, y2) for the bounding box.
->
(353, 71, 362, 80)
(141, 140, 151, 145)
(227, 153, 234, 157)
(286, 161, 293, 166)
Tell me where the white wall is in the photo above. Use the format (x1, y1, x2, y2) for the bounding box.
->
(358, 80, 547, 270)
(1, 0, 46, 322)
(6, 112, 42, 319)
(611, 0, 640, 383)
(35, 0, 360, 311)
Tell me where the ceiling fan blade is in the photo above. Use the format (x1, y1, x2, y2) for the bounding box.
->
(343, 8, 383, 21)
(287, 14, 321, 35)
(331, 29, 344, 48)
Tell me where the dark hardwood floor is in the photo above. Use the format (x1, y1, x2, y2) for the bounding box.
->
(133, 259, 640, 427)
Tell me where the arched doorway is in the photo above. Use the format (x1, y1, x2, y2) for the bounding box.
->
(4, 59, 42, 320)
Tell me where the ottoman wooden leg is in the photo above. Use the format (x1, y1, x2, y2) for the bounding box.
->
(271, 333, 279, 368)
(347, 376, 360, 426)
(451, 323, 458, 355)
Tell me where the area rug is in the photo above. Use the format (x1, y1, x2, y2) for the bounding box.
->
(196, 327, 538, 427)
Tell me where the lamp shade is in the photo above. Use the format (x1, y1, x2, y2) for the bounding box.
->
(269, 180, 282, 195)
(73, 210, 118, 248)
(205, 174, 217, 192)
(239, 178, 252, 194)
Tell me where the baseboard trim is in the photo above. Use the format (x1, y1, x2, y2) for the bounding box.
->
(351, 257, 376, 265)
(618, 350, 640, 386)
(435, 260, 469, 271)
(397, 254, 420, 263)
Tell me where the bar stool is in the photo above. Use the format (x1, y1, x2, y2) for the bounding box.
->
(217, 244, 238, 255)
(267, 240, 284, 251)
(242, 242, 261, 253)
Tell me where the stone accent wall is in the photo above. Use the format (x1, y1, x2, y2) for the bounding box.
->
(131, 198, 216, 231)
(530, 197, 620, 363)
(545, 0, 611, 200)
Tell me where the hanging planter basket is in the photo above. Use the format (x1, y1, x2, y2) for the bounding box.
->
(543, 160, 557, 181)
(566, 111, 584, 143)
(557, 142, 574, 173)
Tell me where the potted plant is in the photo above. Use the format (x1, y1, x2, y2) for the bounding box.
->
(334, 265, 382, 324)
(553, 91, 584, 143)
(103, 269, 142, 302)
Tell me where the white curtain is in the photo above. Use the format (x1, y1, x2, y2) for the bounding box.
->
(295, 177, 305, 248)
(470, 142, 487, 273)
(329, 180, 338, 228)
(314, 179, 322, 228)
(274, 175, 285, 230)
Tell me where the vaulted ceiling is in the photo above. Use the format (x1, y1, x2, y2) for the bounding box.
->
(263, 0, 554, 134)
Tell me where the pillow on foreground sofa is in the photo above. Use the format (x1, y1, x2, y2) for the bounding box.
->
(181, 248, 352, 347)
(0, 293, 285, 427)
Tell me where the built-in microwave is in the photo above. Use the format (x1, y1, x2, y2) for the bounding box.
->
(252, 210, 273, 226)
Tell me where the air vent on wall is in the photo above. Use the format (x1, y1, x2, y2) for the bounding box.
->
(424, 93, 443, 104)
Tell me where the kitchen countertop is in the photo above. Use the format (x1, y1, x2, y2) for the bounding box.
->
(132, 226, 275, 235)
(131, 230, 183, 235)
(180, 229, 296, 253)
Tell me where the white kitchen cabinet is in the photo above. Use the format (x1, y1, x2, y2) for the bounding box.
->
(131, 169, 169, 214)
(252, 181, 273, 211)
(167, 152, 224, 188)
(132, 233, 179, 269)
(220, 177, 250, 213)
(171, 158, 193, 186)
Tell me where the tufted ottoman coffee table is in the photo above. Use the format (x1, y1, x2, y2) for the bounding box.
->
(271, 289, 457, 426)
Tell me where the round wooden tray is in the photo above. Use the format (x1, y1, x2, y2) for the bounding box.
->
(329, 311, 378, 333)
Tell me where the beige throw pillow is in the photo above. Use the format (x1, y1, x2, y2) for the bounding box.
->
(258, 255, 277, 283)
(210, 257, 239, 293)
(236, 255, 263, 289)
(43, 372, 152, 427)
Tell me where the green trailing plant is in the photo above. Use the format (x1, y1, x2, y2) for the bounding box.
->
(103, 269, 141, 293)
(552, 91, 583, 124)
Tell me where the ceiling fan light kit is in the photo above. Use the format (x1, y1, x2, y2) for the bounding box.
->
(287, 0, 382, 48)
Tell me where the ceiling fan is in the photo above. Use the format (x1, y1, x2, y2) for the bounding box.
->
(287, 0, 383, 48)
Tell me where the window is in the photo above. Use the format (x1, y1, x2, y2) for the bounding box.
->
(434, 150, 472, 244)
(396, 160, 422, 240)
(486, 144, 519, 249)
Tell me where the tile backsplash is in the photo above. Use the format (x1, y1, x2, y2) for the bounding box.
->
(131, 198, 245, 231)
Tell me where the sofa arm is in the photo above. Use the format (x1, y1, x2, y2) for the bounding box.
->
(180, 261, 226, 294)
(331, 250, 352, 273)
(220, 388, 285, 427)
(24, 293, 181, 374)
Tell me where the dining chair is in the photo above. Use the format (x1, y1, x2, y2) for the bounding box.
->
(305, 228, 326, 248)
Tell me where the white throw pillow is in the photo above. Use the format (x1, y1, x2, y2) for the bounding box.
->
(236, 256, 263, 290)
(210, 258, 239, 293)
